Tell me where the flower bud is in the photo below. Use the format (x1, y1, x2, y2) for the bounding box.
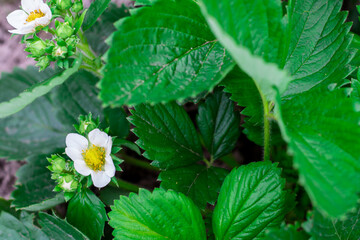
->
(72, 0, 83, 13)
(36, 56, 51, 71)
(59, 174, 79, 192)
(55, 22, 74, 39)
(76, 113, 100, 135)
(26, 39, 47, 57)
(56, 0, 73, 10)
(52, 45, 68, 58)
(65, 36, 79, 48)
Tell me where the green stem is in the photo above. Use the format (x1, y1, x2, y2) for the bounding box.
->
(110, 178, 139, 192)
(119, 154, 159, 172)
(79, 65, 102, 78)
(259, 91, 271, 161)
(77, 30, 97, 60)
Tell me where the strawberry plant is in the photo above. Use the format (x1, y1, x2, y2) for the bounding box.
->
(0, 0, 360, 239)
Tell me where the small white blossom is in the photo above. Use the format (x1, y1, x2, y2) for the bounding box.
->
(6, 0, 52, 35)
(65, 129, 115, 188)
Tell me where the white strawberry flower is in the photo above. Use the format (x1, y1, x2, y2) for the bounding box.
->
(65, 129, 116, 188)
(6, 0, 52, 35)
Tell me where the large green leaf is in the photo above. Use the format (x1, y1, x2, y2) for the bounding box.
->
(0, 58, 81, 118)
(100, 0, 234, 107)
(0, 69, 102, 161)
(199, 0, 360, 218)
(159, 165, 228, 209)
(213, 161, 291, 240)
(11, 154, 64, 211)
(82, 0, 111, 31)
(38, 213, 89, 240)
(67, 189, 108, 240)
(304, 206, 360, 240)
(109, 188, 206, 240)
(283, 0, 355, 97)
(196, 89, 240, 160)
(128, 102, 203, 169)
(0, 211, 48, 240)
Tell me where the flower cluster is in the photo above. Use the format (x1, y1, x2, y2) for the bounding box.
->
(6, 0, 84, 71)
(47, 114, 123, 201)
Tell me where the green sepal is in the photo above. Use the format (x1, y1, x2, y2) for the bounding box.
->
(74, 9, 87, 34)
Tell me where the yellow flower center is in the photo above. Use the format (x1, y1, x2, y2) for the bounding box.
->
(26, 10, 45, 23)
(82, 144, 106, 171)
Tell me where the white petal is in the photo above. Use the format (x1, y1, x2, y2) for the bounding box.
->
(105, 137, 113, 155)
(74, 161, 91, 176)
(22, 0, 36, 13)
(34, 16, 50, 26)
(65, 148, 83, 162)
(66, 133, 88, 151)
(91, 171, 111, 188)
(9, 24, 35, 34)
(39, 2, 51, 16)
(88, 129, 109, 148)
(104, 156, 115, 177)
(6, 10, 28, 29)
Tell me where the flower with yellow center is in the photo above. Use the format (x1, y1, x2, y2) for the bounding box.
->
(6, 0, 52, 35)
(65, 129, 115, 188)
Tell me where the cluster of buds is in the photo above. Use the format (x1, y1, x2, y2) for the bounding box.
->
(47, 113, 123, 201)
(7, 0, 85, 71)
(48, 154, 80, 200)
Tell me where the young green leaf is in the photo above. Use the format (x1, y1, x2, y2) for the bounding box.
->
(38, 213, 89, 240)
(304, 206, 360, 240)
(109, 188, 206, 240)
(213, 161, 292, 240)
(196, 89, 240, 160)
(100, 0, 234, 107)
(0, 211, 48, 240)
(265, 223, 309, 240)
(0, 58, 81, 118)
(82, 0, 111, 31)
(11, 154, 64, 211)
(159, 165, 228, 208)
(67, 189, 108, 240)
(283, 0, 355, 97)
(0, 69, 103, 161)
(128, 102, 203, 169)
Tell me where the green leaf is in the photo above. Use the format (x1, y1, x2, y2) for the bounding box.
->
(0, 69, 103, 161)
(281, 88, 360, 217)
(159, 165, 228, 208)
(213, 161, 291, 240)
(128, 102, 203, 169)
(38, 212, 90, 240)
(11, 154, 64, 211)
(74, 10, 88, 34)
(100, 0, 234, 107)
(0, 211, 48, 240)
(67, 189, 108, 240)
(283, 0, 355, 98)
(221, 66, 283, 146)
(109, 188, 206, 240)
(200, 0, 360, 218)
(265, 223, 309, 240)
(0, 198, 19, 218)
(82, 0, 111, 31)
(196, 88, 240, 160)
(305, 206, 360, 240)
(85, 3, 130, 56)
(0, 58, 81, 118)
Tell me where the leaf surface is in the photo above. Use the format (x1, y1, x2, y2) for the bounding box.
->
(38, 213, 90, 240)
(82, 0, 111, 31)
(100, 0, 234, 107)
(109, 188, 206, 240)
(196, 89, 240, 160)
(213, 161, 291, 240)
(67, 189, 108, 240)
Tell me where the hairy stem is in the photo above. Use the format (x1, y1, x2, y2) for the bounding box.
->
(259, 91, 271, 161)
(110, 178, 139, 192)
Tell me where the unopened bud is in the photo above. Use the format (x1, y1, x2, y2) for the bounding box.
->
(26, 39, 47, 57)
(55, 22, 74, 39)
(52, 46, 68, 58)
(56, 0, 73, 10)
(72, 0, 83, 13)
(36, 56, 51, 71)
